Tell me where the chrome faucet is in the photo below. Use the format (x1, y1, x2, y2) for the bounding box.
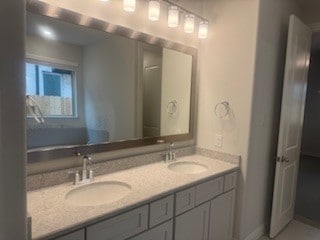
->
(163, 142, 176, 163)
(82, 155, 93, 181)
(69, 155, 94, 185)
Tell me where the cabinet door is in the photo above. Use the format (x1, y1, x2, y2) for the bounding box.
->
(224, 172, 237, 192)
(174, 202, 210, 240)
(86, 205, 148, 240)
(149, 195, 174, 227)
(129, 220, 173, 240)
(209, 190, 235, 240)
(54, 229, 85, 240)
(195, 177, 224, 206)
(175, 187, 195, 215)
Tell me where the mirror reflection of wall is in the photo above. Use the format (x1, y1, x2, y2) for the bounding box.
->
(26, 12, 193, 150)
(83, 33, 137, 144)
(161, 48, 192, 136)
(140, 45, 192, 138)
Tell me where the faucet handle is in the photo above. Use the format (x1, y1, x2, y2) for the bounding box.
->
(83, 155, 93, 166)
(172, 152, 176, 160)
(85, 156, 93, 165)
(83, 155, 92, 160)
(68, 170, 80, 184)
(83, 155, 92, 163)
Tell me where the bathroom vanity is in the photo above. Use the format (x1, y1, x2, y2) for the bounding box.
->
(25, 1, 239, 240)
(28, 155, 238, 240)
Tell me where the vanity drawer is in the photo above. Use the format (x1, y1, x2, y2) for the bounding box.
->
(54, 229, 85, 240)
(175, 187, 195, 215)
(224, 172, 237, 192)
(129, 220, 173, 240)
(195, 177, 224, 205)
(149, 195, 174, 227)
(86, 205, 148, 240)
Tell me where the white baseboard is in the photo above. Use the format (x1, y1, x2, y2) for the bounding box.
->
(243, 224, 266, 240)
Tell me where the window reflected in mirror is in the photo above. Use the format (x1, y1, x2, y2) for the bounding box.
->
(26, 62, 76, 117)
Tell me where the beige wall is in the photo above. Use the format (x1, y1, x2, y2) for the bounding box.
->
(197, 0, 259, 156)
(197, 1, 260, 239)
(300, 3, 320, 24)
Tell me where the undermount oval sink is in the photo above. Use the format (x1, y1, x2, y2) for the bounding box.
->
(65, 181, 131, 207)
(168, 161, 209, 174)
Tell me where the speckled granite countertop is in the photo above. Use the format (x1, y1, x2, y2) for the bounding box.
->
(27, 155, 239, 239)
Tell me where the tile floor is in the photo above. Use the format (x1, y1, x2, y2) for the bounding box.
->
(259, 220, 320, 240)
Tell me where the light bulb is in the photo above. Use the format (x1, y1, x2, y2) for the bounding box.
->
(184, 14, 195, 33)
(198, 20, 208, 39)
(99, 0, 110, 2)
(38, 26, 56, 40)
(123, 0, 136, 12)
(168, 6, 179, 28)
(148, 0, 160, 21)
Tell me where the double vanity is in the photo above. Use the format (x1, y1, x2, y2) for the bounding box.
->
(28, 155, 238, 240)
(25, 1, 238, 240)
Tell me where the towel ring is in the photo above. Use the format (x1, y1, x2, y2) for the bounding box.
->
(214, 101, 230, 118)
(167, 100, 178, 115)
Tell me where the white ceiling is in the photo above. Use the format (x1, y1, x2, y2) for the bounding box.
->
(27, 12, 112, 47)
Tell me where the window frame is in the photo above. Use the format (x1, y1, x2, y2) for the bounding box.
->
(25, 55, 79, 119)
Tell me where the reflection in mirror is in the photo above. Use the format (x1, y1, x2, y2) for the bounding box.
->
(140, 45, 192, 138)
(26, 12, 193, 151)
(26, 62, 76, 117)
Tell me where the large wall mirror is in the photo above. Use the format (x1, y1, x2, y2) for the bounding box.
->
(26, 2, 197, 163)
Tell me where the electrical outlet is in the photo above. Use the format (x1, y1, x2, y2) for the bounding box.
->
(214, 134, 223, 148)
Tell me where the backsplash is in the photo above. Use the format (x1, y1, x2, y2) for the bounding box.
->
(195, 147, 240, 165)
(27, 146, 240, 191)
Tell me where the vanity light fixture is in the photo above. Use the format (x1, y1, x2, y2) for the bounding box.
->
(123, 0, 136, 12)
(184, 14, 195, 33)
(168, 5, 179, 28)
(198, 20, 209, 39)
(148, 0, 160, 21)
(99, 0, 110, 2)
(120, 0, 209, 39)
